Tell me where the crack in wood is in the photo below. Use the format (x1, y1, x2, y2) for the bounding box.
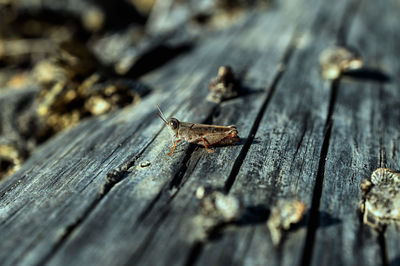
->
(337, 0, 363, 45)
(136, 188, 164, 223)
(168, 144, 202, 191)
(184, 221, 234, 266)
(375, 52, 390, 266)
(126, 43, 194, 79)
(300, 0, 367, 263)
(293, 117, 309, 159)
(300, 126, 332, 266)
(223, 37, 297, 193)
(0, 174, 26, 201)
(181, 33, 299, 266)
(378, 124, 387, 168)
(0, 201, 26, 227)
(378, 228, 389, 266)
(300, 79, 338, 266)
(184, 241, 204, 266)
(125, 208, 171, 266)
(33, 184, 113, 266)
(378, 86, 387, 168)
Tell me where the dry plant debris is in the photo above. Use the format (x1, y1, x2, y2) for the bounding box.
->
(319, 46, 363, 80)
(0, 144, 25, 178)
(191, 187, 243, 241)
(361, 168, 400, 230)
(34, 42, 144, 132)
(207, 65, 240, 103)
(267, 199, 306, 246)
(0, 1, 151, 180)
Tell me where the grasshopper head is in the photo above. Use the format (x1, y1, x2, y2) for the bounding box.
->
(156, 104, 180, 137)
(166, 118, 180, 136)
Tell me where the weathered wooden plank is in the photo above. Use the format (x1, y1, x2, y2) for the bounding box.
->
(195, 1, 359, 266)
(0, 18, 255, 266)
(0, 7, 283, 266)
(311, 0, 400, 265)
(1, 0, 397, 265)
(357, 0, 400, 264)
(42, 3, 300, 266)
(310, 77, 383, 266)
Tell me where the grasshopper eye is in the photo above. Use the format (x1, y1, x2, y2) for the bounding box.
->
(169, 119, 178, 130)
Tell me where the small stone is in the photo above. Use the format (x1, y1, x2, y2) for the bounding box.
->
(140, 161, 151, 168)
(195, 186, 206, 199)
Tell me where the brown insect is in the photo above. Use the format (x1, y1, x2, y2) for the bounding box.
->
(156, 104, 240, 155)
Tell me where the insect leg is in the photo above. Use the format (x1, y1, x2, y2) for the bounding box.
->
(169, 135, 175, 149)
(201, 136, 214, 153)
(167, 138, 182, 156)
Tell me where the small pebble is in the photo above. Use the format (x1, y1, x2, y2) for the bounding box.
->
(140, 161, 151, 168)
(195, 186, 206, 199)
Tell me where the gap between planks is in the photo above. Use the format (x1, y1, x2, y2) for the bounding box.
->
(300, 0, 392, 265)
(300, 79, 338, 266)
(183, 32, 299, 266)
(300, 0, 366, 264)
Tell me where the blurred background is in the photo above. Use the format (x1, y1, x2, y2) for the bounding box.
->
(0, 0, 269, 181)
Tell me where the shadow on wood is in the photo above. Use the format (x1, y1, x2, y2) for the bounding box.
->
(344, 67, 391, 83)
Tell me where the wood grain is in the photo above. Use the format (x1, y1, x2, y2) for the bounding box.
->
(310, 0, 400, 265)
(0, 0, 399, 265)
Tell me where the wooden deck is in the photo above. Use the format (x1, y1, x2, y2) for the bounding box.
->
(1, 0, 399, 265)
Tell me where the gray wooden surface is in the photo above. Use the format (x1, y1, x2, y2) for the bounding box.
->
(1, 0, 399, 265)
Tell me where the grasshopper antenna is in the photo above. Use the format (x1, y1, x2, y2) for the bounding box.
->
(156, 104, 168, 124)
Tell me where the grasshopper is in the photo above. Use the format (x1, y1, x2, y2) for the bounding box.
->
(156, 104, 240, 155)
